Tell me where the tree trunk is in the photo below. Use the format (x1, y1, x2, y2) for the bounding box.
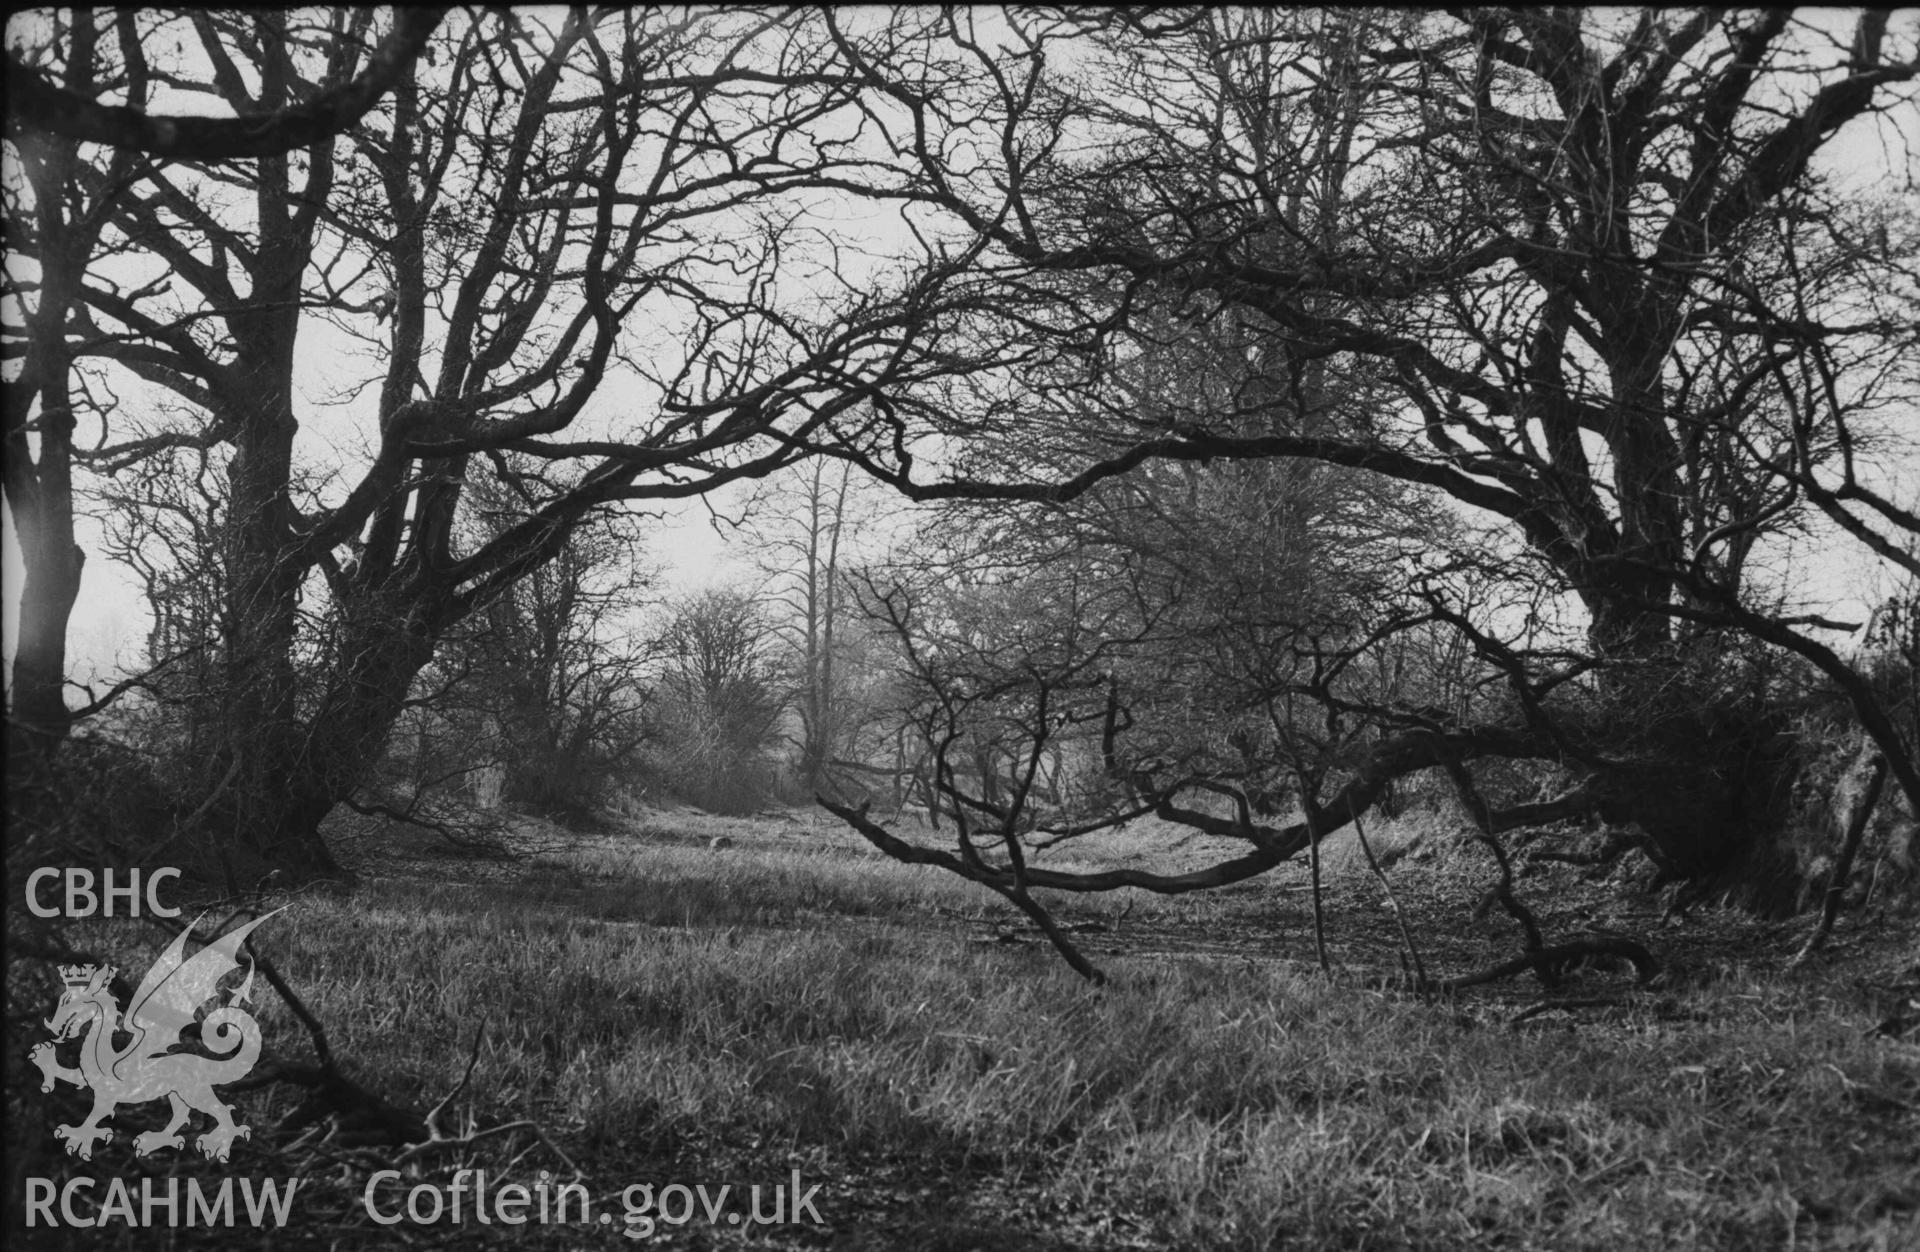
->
(5, 35, 100, 769)
(213, 585, 443, 883)
(219, 337, 315, 870)
(6, 465, 84, 765)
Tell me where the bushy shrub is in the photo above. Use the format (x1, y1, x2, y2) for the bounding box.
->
(649, 588, 786, 816)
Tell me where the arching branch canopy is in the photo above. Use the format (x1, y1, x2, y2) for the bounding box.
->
(5, 8, 446, 160)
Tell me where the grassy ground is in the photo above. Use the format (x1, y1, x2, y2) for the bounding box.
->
(7, 804, 1918, 1250)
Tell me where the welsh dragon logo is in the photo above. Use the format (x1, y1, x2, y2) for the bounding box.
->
(29, 911, 280, 1163)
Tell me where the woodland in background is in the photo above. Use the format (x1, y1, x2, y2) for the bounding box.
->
(5, 8, 1918, 975)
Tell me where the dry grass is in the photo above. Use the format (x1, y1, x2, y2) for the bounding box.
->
(8, 804, 1917, 1250)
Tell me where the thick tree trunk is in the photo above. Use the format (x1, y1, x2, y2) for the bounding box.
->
(6, 61, 97, 770)
(6, 477, 84, 764)
(214, 585, 442, 883)
(220, 357, 316, 874)
(1584, 586, 1673, 659)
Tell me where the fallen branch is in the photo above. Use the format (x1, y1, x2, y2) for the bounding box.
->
(1440, 938, 1660, 993)
(1353, 809, 1427, 989)
(1444, 755, 1550, 982)
(1299, 770, 1332, 977)
(144, 911, 430, 1147)
(391, 1024, 585, 1178)
(341, 794, 517, 858)
(991, 880, 1107, 985)
(1508, 997, 1628, 1027)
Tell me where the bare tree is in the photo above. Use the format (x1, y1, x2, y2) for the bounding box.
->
(10, 8, 1916, 894)
(414, 465, 656, 816)
(92, 445, 231, 769)
(5, 10, 1022, 878)
(2, 9, 140, 766)
(655, 587, 786, 815)
(806, 8, 1920, 868)
(739, 457, 879, 793)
